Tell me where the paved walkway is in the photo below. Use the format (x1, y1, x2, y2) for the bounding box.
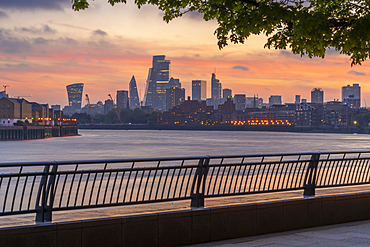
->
(187, 220, 370, 247)
(2, 184, 370, 228)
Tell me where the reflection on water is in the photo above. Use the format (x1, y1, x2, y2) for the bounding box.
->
(0, 129, 369, 162)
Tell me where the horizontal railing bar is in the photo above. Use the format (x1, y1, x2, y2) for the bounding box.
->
(0, 156, 210, 167)
(0, 172, 45, 177)
(0, 209, 37, 215)
(54, 166, 200, 175)
(0, 150, 369, 168)
(316, 181, 370, 188)
(205, 187, 305, 198)
(52, 197, 192, 211)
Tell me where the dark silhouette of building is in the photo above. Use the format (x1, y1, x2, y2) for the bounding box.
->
(129, 75, 140, 109)
(342, 84, 361, 108)
(168, 77, 181, 88)
(104, 99, 114, 114)
(269, 95, 282, 106)
(117, 90, 129, 110)
(192, 80, 207, 101)
(311, 88, 324, 104)
(211, 73, 221, 100)
(223, 89, 232, 99)
(234, 94, 246, 111)
(166, 87, 185, 110)
(295, 95, 301, 104)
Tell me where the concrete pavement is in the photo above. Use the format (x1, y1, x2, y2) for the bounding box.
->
(187, 219, 370, 247)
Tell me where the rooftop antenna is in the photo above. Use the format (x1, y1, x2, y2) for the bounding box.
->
(214, 67, 216, 74)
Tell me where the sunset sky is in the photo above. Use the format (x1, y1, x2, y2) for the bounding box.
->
(1, 0, 369, 107)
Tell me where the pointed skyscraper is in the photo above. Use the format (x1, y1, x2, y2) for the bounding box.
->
(129, 75, 140, 109)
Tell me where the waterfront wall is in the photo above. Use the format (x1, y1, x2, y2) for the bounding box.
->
(0, 126, 78, 141)
(1, 192, 370, 247)
(78, 124, 367, 134)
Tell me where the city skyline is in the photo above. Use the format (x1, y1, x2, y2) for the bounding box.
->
(1, 1, 370, 107)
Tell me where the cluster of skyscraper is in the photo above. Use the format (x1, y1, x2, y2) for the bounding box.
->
(64, 76, 140, 116)
(143, 56, 226, 112)
(63, 54, 363, 117)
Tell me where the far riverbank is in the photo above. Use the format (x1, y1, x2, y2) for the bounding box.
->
(78, 124, 368, 134)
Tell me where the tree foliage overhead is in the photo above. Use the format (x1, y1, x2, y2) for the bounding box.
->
(73, 0, 370, 65)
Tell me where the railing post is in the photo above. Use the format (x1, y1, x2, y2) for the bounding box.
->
(36, 163, 58, 222)
(303, 153, 320, 197)
(191, 157, 210, 207)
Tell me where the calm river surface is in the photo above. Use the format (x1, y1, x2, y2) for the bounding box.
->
(1, 130, 370, 162)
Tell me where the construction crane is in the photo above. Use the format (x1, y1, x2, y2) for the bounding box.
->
(3, 85, 9, 94)
(108, 94, 121, 124)
(85, 94, 95, 124)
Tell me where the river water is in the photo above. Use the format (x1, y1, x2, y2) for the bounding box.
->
(0, 130, 369, 162)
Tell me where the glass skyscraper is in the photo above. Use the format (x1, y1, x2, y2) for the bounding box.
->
(129, 75, 140, 109)
(211, 73, 221, 100)
(66, 83, 84, 111)
(143, 55, 170, 111)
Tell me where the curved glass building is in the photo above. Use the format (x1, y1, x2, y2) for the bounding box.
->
(66, 83, 84, 111)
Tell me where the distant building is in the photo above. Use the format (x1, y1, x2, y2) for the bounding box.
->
(0, 97, 32, 126)
(0, 90, 8, 99)
(117, 90, 129, 110)
(211, 73, 221, 100)
(206, 98, 217, 108)
(223, 89, 232, 99)
(51, 105, 61, 111)
(269, 95, 282, 106)
(159, 98, 217, 125)
(81, 101, 104, 116)
(143, 55, 170, 111)
(166, 87, 185, 110)
(129, 75, 140, 109)
(295, 95, 301, 104)
(192, 80, 207, 101)
(342, 84, 361, 108)
(233, 94, 246, 111)
(104, 99, 114, 114)
(31, 102, 48, 124)
(168, 77, 181, 88)
(246, 96, 263, 108)
(311, 88, 324, 104)
(66, 83, 84, 114)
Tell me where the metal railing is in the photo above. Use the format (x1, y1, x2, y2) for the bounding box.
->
(1, 151, 370, 222)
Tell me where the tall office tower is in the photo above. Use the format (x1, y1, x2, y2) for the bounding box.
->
(117, 90, 129, 109)
(192, 80, 207, 101)
(168, 77, 181, 88)
(234, 94, 246, 111)
(311, 88, 324, 104)
(342, 84, 361, 107)
(66, 83, 84, 112)
(295, 95, 301, 104)
(269, 95, 282, 106)
(143, 55, 170, 111)
(129, 76, 140, 109)
(211, 73, 221, 99)
(166, 87, 185, 110)
(223, 89, 232, 99)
